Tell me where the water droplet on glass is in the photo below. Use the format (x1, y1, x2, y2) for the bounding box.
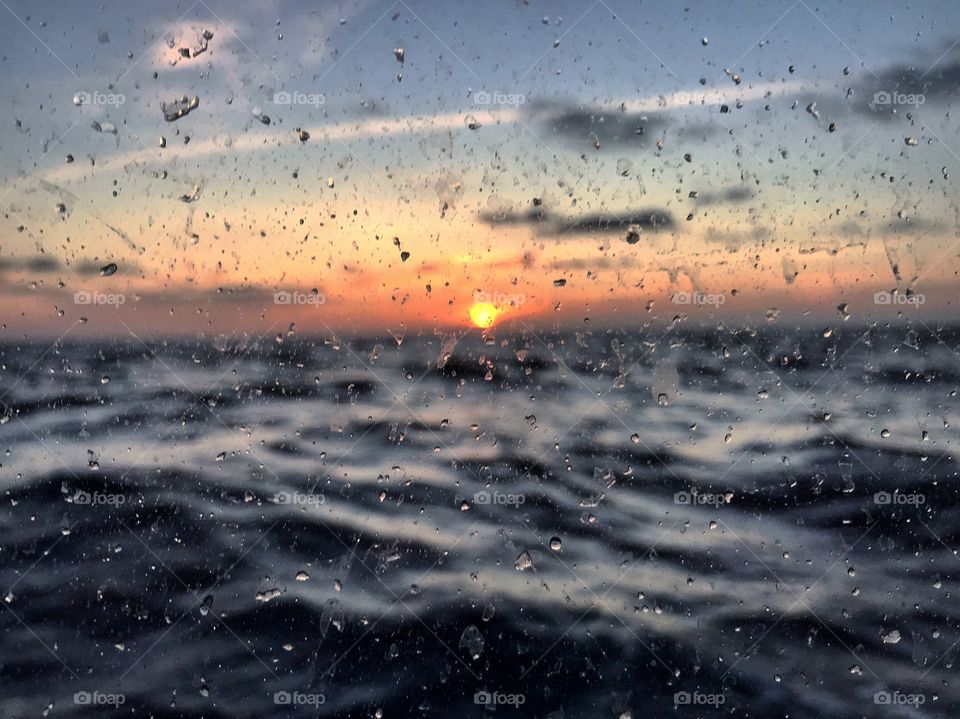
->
(514, 550, 534, 571)
(255, 587, 282, 603)
(459, 625, 484, 659)
(199, 595, 213, 616)
(881, 629, 901, 644)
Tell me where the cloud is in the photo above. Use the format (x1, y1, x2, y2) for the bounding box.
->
(559, 210, 675, 234)
(547, 256, 640, 271)
(523, 82, 807, 150)
(863, 40, 960, 114)
(0, 255, 62, 272)
(72, 259, 142, 277)
(788, 38, 960, 121)
(702, 225, 774, 249)
(535, 103, 718, 149)
(691, 182, 756, 206)
(478, 203, 674, 237)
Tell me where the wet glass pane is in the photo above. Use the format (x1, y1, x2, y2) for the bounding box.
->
(0, 1, 957, 716)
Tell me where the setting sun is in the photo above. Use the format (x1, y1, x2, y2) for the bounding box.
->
(469, 302, 499, 328)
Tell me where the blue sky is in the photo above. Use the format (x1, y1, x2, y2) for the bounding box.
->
(1, 0, 959, 333)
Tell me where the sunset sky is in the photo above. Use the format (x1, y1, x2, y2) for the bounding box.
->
(1, 0, 959, 336)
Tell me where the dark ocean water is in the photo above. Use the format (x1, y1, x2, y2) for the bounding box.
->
(0, 324, 958, 718)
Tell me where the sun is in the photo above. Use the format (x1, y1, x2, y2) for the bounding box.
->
(469, 302, 499, 328)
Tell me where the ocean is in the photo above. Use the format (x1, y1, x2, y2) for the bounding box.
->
(0, 323, 957, 717)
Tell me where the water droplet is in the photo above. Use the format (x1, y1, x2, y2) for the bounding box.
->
(199, 595, 213, 616)
(459, 625, 484, 659)
(251, 107, 270, 125)
(514, 550, 534, 571)
(255, 587, 282, 603)
(320, 598, 345, 635)
(162, 95, 200, 122)
(549, 536, 562, 551)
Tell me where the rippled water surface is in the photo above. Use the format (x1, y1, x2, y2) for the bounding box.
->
(1, 325, 958, 717)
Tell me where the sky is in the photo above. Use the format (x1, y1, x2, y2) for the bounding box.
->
(1, 0, 959, 337)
